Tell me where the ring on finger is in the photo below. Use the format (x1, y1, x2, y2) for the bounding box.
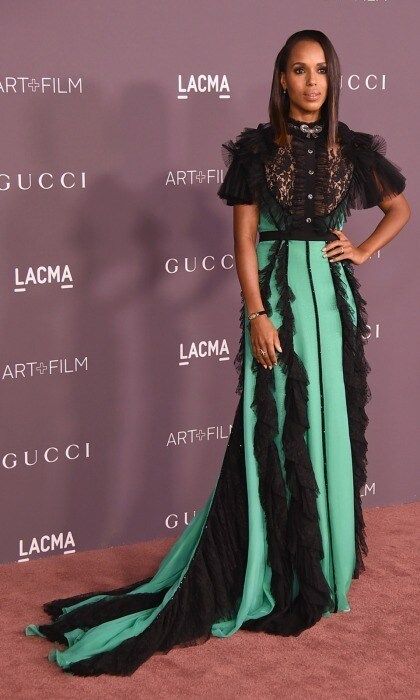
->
(331, 245, 345, 262)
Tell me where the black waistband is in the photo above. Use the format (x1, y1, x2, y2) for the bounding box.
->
(258, 230, 338, 242)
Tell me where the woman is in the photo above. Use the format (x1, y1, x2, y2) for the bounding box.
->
(25, 30, 410, 676)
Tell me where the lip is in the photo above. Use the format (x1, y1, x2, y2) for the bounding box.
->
(304, 92, 321, 99)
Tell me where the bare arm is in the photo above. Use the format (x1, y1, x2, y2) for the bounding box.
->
(324, 192, 411, 265)
(232, 203, 282, 369)
(232, 203, 263, 313)
(357, 192, 411, 261)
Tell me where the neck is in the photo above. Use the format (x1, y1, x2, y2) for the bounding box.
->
(288, 110, 322, 124)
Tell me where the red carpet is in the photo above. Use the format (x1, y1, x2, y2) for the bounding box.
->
(1, 503, 417, 698)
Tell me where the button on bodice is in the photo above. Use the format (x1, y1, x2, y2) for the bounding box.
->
(263, 117, 354, 236)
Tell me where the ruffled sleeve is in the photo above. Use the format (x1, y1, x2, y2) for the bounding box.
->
(216, 126, 263, 206)
(340, 124, 406, 210)
(217, 154, 254, 206)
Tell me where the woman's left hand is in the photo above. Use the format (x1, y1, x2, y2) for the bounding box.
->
(322, 228, 368, 265)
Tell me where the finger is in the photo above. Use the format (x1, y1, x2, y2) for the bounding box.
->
(329, 252, 347, 263)
(253, 347, 266, 368)
(253, 342, 268, 368)
(264, 333, 283, 367)
(252, 336, 268, 368)
(260, 341, 273, 369)
(266, 342, 278, 367)
(260, 343, 273, 369)
(259, 354, 268, 368)
(323, 240, 340, 253)
(325, 245, 350, 259)
(323, 241, 347, 255)
(254, 353, 267, 368)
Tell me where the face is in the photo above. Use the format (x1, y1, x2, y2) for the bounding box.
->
(280, 40, 328, 119)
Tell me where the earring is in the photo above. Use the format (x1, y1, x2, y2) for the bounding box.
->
(283, 88, 287, 94)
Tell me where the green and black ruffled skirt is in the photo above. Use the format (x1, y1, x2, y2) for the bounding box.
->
(25, 237, 371, 676)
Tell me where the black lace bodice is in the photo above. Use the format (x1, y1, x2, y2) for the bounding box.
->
(265, 117, 353, 217)
(217, 116, 406, 241)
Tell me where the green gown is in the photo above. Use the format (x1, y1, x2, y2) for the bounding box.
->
(24, 116, 406, 676)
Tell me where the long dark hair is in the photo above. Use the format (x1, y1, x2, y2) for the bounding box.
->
(268, 30, 341, 151)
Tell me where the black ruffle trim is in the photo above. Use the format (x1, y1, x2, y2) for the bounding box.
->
(41, 572, 165, 625)
(243, 240, 293, 622)
(274, 241, 333, 622)
(217, 124, 293, 231)
(28, 237, 369, 675)
(217, 152, 255, 206)
(217, 121, 406, 232)
(216, 125, 262, 206)
(233, 291, 246, 396)
(29, 242, 335, 675)
(35, 395, 250, 676)
(338, 122, 406, 211)
(328, 260, 371, 577)
(241, 240, 333, 635)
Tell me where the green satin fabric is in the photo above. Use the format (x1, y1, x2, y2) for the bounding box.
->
(25, 238, 357, 669)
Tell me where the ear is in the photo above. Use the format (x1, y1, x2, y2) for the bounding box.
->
(279, 72, 286, 91)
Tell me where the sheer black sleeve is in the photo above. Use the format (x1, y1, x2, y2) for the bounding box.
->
(343, 128, 406, 210)
(217, 151, 255, 206)
(216, 127, 263, 206)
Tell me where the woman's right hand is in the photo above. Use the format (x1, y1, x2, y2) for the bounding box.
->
(249, 315, 282, 369)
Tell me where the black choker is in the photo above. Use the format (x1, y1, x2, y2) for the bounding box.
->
(287, 117, 324, 139)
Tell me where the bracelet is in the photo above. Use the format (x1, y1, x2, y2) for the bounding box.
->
(248, 309, 267, 321)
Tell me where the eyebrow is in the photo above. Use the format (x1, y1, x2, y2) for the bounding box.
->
(292, 61, 326, 66)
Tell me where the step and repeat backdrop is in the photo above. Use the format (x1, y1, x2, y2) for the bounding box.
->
(0, 1, 417, 565)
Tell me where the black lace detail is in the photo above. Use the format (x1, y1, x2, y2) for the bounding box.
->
(217, 120, 406, 236)
(313, 144, 354, 216)
(217, 121, 356, 240)
(264, 133, 354, 223)
(24, 118, 392, 676)
(264, 144, 294, 208)
(217, 124, 293, 232)
(328, 260, 371, 577)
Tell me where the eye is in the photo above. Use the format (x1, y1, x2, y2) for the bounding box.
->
(294, 66, 327, 74)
